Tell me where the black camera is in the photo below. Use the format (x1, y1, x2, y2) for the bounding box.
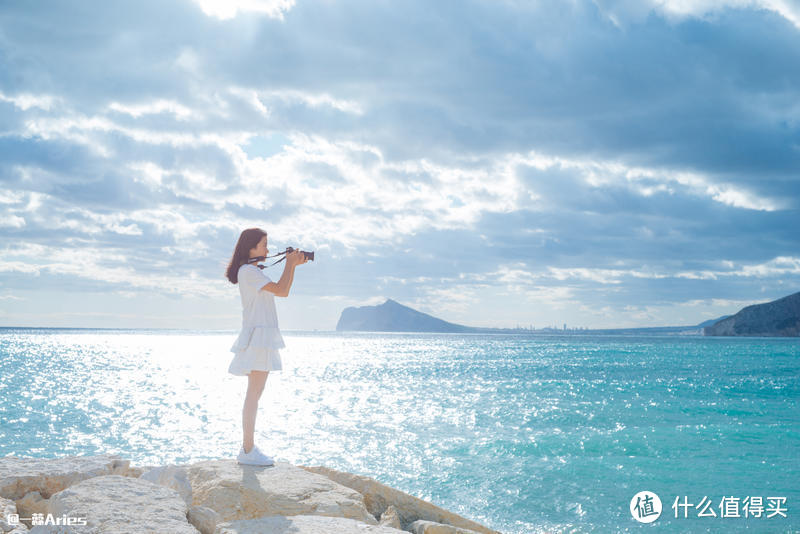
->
(285, 246, 314, 262)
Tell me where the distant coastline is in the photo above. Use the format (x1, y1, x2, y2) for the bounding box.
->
(6, 291, 798, 337)
(335, 299, 725, 336)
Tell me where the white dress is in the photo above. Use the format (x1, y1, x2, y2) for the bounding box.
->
(228, 264, 286, 376)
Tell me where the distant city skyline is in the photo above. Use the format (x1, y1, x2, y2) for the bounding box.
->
(1, 0, 799, 330)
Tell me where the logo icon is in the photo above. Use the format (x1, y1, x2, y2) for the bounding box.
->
(631, 491, 662, 523)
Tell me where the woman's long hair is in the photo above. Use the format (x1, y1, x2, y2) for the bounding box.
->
(226, 228, 267, 284)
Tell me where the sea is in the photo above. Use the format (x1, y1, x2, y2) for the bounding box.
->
(0, 328, 798, 533)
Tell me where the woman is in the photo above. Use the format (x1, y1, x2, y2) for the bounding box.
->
(225, 227, 307, 466)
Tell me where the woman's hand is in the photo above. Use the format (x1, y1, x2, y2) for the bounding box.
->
(287, 250, 308, 266)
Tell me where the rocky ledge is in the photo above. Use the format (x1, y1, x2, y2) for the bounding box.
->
(0, 454, 499, 534)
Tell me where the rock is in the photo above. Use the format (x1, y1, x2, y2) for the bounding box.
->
(1, 496, 26, 533)
(46, 475, 198, 533)
(140, 465, 192, 506)
(183, 459, 376, 524)
(2, 496, 16, 527)
(704, 291, 800, 336)
(187, 505, 220, 534)
(121, 467, 144, 478)
(408, 519, 484, 534)
(0, 456, 130, 501)
(299, 465, 498, 534)
(213, 514, 407, 533)
(28, 526, 88, 534)
(15, 492, 47, 521)
(336, 299, 476, 333)
(379, 505, 402, 529)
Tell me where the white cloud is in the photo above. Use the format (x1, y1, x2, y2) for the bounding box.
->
(259, 89, 365, 115)
(594, 0, 800, 29)
(486, 256, 800, 287)
(228, 87, 270, 116)
(235, 134, 523, 248)
(0, 91, 58, 111)
(192, 0, 295, 20)
(4, 243, 230, 299)
(0, 214, 25, 229)
(0, 261, 42, 275)
(175, 48, 202, 75)
(655, 0, 800, 29)
(22, 113, 244, 155)
(108, 100, 194, 120)
(515, 150, 786, 211)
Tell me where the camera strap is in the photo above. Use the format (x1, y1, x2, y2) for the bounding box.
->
(245, 251, 287, 270)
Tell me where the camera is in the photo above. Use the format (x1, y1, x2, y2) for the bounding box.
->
(285, 246, 314, 262)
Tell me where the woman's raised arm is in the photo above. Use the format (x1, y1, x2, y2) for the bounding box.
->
(261, 250, 306, 297)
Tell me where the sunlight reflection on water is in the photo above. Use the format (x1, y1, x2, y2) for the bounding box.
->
(2, 330, 799, 533)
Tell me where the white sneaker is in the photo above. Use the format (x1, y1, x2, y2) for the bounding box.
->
(237, 445, 275, 466)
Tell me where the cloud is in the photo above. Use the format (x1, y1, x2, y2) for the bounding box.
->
(592, 0, 800, 29)
(1, 0, 799, 328)
(0, 91, 58, 111)
(191, 0, 294, 20)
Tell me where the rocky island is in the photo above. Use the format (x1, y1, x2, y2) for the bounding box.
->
(336, 299, 476, 333)
(0, 454, 499, 533)
(704, 291, 800, 337)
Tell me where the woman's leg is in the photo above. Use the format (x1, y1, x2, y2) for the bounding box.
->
(242, 370, 269, 453)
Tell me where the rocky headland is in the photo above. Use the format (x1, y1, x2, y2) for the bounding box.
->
(336, 299, 476, 333)
(704, 291, 800, 337)
(0, 454, 499, 534)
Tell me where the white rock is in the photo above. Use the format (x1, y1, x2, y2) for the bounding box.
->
(15, 492, 47, 520)
(1, 496, 25, 533)
(120, 467, 144, 478)
(140, 465, 192, 506)
(408, 519, 484, 534)
(187, 505, 220, 534)
(183, 459, 376, 524)
(0, 456, 129, 501)
(213, 513, 407, 533)
(379, 505, 402, 529)
(46, 474, 198, 534)
(28, 525, 91, 534)
(299, 465, 498, 533)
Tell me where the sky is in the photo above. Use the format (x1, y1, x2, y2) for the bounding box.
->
(1, 0, 799, 331)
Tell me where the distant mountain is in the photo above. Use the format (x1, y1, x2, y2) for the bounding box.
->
(696, 315, 732, 329)
(704, 291, 800, 337)
(336, 299, 477, 333)
(336, 299, 722, 335)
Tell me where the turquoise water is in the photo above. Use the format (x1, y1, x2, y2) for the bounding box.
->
(0, 329, 798, 533)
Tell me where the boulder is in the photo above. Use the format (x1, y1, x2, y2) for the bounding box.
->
(379, 505, 402, 529)
(408, 519, 484, 534)
(0, 456, 129, 500)
(1, 496, 27, 533)
(187, 505, 220, 534)
(140, 465, 192, 506)
(14, 492, 47, 521)
(28, 526, 90, 533)
(183, 460, 376, 524)
(46, 475, 198, 534)
(121, 467, 144, 478)
(213, 513, 407, 533)
(299, 465, 498, 533)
